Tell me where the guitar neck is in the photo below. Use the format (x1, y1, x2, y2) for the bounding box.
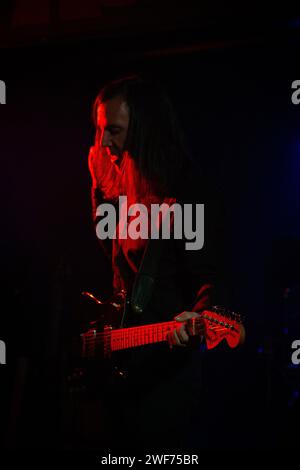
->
(110, 320, 178, 351)
(80, 308, 243, 358)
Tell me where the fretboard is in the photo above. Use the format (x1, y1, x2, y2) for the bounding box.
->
(110, 320, 178, 351)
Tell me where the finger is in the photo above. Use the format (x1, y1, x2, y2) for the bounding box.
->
(167, 328, 188, 348)
(174, 328, 187, 347)
(166, 331, 176, 349)
(175, 311, 200, 322)
(177, 325, 189, 343)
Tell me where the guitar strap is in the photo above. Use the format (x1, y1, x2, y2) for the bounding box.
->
(130, 207, 176, 315)
(130, 237, 164, 315)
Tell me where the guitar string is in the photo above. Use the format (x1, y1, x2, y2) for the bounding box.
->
(81, 316, 231, 339)
(81, 324, 232, 356)
(82, 323, 205, 343)
(81, 321, 232, 342)
(81, 325, 228, 348)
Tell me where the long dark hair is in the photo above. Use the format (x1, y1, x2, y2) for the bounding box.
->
(93, 75, 193, 200)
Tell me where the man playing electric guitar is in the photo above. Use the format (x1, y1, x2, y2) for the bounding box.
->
(85, 75, 234, 451)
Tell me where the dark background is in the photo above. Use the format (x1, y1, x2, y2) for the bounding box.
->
(1, 1, 300, 450)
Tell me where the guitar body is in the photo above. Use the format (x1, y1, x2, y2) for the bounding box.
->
(69, 294, 131, 394)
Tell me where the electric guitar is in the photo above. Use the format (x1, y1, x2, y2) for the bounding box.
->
(78, 300, 245, 360)
(68, 294, 245, 393)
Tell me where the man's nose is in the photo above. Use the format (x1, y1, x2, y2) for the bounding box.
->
(101, 130, 112, 148)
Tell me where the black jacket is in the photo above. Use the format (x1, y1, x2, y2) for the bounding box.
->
(91, 170, 225, 326)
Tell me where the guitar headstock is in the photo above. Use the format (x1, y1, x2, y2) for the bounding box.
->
(200, 306, 245, 350)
